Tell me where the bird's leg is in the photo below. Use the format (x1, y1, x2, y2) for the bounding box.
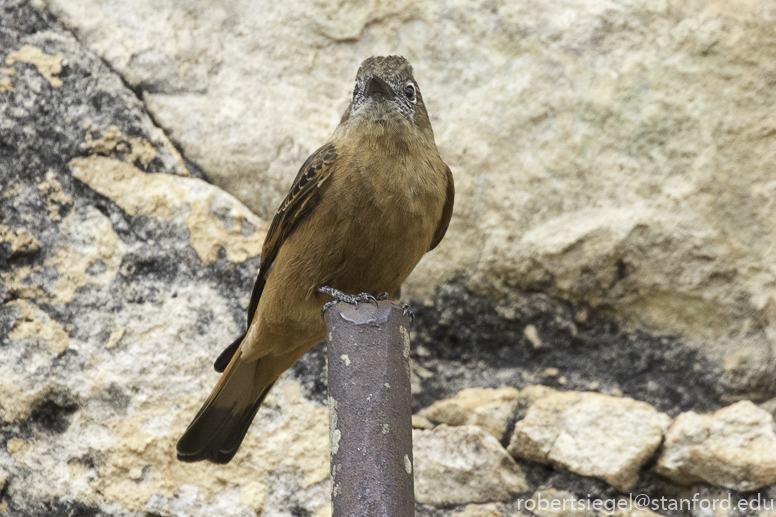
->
(319, 286, 380, 320)
(319, 286, 380, 306)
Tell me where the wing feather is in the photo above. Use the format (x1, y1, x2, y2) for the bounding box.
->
(247, 142, 339, 324)
(429, 165, 454, 251)
(214, 143, 339, 372)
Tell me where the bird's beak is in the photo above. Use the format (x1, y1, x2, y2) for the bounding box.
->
(364, 75, 394, 99)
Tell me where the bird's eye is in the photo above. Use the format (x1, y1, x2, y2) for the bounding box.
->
(404, 84, 415, 99)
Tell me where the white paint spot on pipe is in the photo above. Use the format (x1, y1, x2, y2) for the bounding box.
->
(329, 396, 340, 455)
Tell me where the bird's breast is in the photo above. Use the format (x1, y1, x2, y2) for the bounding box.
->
(318, 146, 446, 293)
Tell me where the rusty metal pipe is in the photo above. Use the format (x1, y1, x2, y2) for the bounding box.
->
(325, 301, 415, 517)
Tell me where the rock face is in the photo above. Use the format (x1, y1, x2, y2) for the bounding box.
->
(413, 425, 527, 505)
(507, 390, 671, 491)
(0, 4, 331, 516)
(4, 0, 776, 514)
(657, 400, 776, 491)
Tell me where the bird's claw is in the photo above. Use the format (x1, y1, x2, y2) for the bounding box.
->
(321, 299, 338, 320)
(318, 286, 381, 320)
(399, 303, 415, 322)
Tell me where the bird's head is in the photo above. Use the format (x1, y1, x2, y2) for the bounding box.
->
(339, 56, 434, 144)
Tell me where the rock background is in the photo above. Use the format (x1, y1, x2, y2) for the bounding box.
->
(2, 0, 776, 516)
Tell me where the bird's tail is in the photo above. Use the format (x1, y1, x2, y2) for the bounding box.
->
(176, 347, 275, 464)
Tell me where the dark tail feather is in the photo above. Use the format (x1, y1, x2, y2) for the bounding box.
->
(177, 349, 275, 464)
(214, 333, 244, 373)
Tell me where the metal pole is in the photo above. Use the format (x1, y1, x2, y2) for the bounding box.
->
(326, 301, 415, 517)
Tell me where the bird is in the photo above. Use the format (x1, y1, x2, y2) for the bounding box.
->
(176, 55, 455, 464)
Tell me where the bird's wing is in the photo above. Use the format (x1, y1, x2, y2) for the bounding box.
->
(214, 142, 339, 372)
(246, 142, 340, 325)
(429, 165, 455, 251)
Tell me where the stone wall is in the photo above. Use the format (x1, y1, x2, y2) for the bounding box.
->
(2, 0, 776, 515)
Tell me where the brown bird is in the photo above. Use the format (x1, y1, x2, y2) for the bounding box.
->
(176, 55, 454, 464)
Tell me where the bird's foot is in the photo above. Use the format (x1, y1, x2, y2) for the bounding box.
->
(399, 302, 415, 322)
(319, 286, 380, 320)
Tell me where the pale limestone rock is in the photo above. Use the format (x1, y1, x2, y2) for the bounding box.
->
(44, 0, 776, 375)
(508, 391, 671, 491)
(413, 425, 527, 505)
(657, 401, 776, 491)
(417, 387, 520, 440)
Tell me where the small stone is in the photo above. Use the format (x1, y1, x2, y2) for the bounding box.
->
(412, 414, 435, 429)
(657, 400, 776, 491)
(6, 439, 33, 455)
(543, 367, 559, 377)
(414, 425, 527, 505)
(417, 387, 520, 441)
(414, 364, 434, 379)
(105, 326, 125, 349)
(508, 391, 671, 491)
(524, 324, 543, 348)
